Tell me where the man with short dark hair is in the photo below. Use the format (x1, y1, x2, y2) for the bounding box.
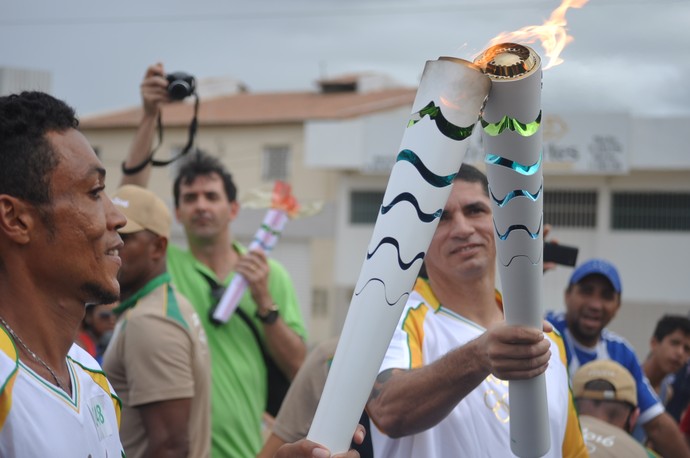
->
(366, 164, 586, 457)
(0, 91, 126, 456)
(631, 314, 690, 445)
(643, 314, 690, 403)
(547, 259, 690, 457)
(121, 63, 307, 457)
(572, 359, 658, 457)
(103, 184, 211, 458)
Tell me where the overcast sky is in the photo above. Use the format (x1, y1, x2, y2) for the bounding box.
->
(2, 0, 689, 118)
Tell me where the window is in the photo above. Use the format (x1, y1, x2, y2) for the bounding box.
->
(544, 190, 598, 228)
(262, 145, 290, 181)
(612, 192, 690, 231)
(350, 190, 385, 224)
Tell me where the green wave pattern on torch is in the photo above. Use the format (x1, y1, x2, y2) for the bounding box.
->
(407, 101, 475, 141)
(481, 111, 542, 137)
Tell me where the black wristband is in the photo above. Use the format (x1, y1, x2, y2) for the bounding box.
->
(256, 305, 279, 324)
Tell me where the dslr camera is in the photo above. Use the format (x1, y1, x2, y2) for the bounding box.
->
(166, 72, 196, 101)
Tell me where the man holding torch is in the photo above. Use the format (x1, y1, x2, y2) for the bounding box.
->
(120, 63, 307, 458)
(366, 164, 587, 457)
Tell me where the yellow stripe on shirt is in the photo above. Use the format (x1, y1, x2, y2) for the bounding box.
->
(0, 328, 19, 430)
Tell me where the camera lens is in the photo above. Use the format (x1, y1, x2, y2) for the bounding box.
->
(166, 72, 196, 101)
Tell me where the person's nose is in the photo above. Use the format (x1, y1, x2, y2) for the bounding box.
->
(586, 293, 606, 312)
(449, 212, 475, 239)
(193, 195, 211, 213)
(106, 195, 127, 231)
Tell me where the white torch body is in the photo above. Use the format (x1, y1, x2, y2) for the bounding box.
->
(307, 58, 490, 454)
(475, 43, 550, 458)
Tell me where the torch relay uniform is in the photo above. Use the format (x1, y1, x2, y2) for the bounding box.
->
(545, 310, 664, 427)
(0, 330, 124, 457)
(371, 278, 586, 458)
(103, 272, 211, 458)
(167, 241, 306, 458)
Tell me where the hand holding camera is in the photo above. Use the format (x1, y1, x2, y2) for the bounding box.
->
(140, 64, 196, 117)
(122, 63, 199, 176)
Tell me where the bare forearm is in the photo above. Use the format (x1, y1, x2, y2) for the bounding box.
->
(140, 398, 191, 458)
(120, 112, 157, 187)
(646, 412, 690, 458)
(367, 338, 489, 437)
(263, 320, 306, 379)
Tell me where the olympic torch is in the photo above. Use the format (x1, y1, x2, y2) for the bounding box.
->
(474, 43, 549, 457)
(307, 58, 490, 454)
(210, 181, 299, 324)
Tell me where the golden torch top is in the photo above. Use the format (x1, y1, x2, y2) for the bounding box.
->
(474, 43, 541, 80)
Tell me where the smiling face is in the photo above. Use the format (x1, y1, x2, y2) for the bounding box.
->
(29, 129, 126, 306)
(564, 275, 621, 347)
(174, 173, 239, 244)
(424, 179, 496, 283)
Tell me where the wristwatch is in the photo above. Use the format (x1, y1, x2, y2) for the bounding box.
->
(256, 304, 279, 324)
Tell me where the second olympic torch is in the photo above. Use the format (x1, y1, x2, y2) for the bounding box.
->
(474, 43, 549, 457)
(307, 58, 491, 454)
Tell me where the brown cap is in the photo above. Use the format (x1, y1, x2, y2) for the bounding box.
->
(111, 185, 171, 239)
(572, 360, 637, 407)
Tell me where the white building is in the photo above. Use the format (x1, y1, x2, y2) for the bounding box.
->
(81, 74, 690, 357)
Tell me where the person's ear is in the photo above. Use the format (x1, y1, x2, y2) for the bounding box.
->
(151, 235, 168, 259)
(628, 407, 640, 433)
(0, 195, 34, 244)
(650, 337, 660, 352)
(229, 200, 240, 220)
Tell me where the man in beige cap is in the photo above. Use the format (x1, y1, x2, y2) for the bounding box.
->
(103, 184, 211, 458)
(573, 360, 659, 457)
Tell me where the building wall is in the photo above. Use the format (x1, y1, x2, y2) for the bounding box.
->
(83, 122, 341, 342)
(83, 111, 690, 355)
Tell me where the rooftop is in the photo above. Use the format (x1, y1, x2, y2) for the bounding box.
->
(81, 73, 416, 129)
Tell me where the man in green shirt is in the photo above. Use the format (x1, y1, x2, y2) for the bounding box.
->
(120, 63, 307, 457)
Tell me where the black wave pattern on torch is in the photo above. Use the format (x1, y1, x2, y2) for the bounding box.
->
(355, 148, 457, 306)
(489, 181, 543, 208)
(381, 192, 442, 223)
(354, 236, 425, 307)
(354, 278, 411, 307)
(408, 101, 476, 141)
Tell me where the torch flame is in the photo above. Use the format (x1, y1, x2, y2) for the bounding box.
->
(486, 0, 589, 70)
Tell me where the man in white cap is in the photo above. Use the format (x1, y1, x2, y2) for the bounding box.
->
(103, 184, 211, 458)
(573, 359, 658, 457)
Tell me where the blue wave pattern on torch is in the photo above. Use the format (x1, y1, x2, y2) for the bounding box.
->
(407, 101, 476, 141)
(396, 149, 456, 187)
(485, 151, 542, 176)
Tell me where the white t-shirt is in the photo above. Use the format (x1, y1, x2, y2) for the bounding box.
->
(371, 278, 586, 458)
(0, 328, 124, 457)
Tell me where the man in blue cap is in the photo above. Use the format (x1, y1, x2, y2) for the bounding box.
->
(546, 258, 690, 457)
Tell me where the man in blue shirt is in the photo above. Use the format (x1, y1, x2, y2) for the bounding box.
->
(546, 258, 690, 457)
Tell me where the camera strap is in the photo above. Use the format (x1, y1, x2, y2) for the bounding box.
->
(121, 93, 199, 175)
